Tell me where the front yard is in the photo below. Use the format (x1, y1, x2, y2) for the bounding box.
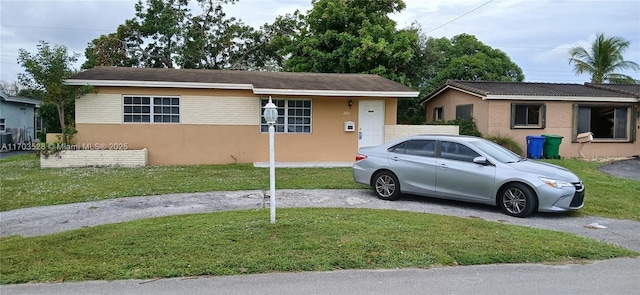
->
(1, 154, 638, 284)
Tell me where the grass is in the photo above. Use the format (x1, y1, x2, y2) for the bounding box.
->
(0, 154, 366, 211)
(1, 207, 636, 284)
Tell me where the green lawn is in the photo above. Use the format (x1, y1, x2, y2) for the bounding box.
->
(1, 208, 636, 284)
(0, 155, 365, 211)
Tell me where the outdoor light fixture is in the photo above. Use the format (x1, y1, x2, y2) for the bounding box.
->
(263, 96, 278, 223)
(348, 99, 353, 108)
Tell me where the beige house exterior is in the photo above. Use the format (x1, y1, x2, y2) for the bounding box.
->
(421, 81, 640, 158)
(65, 67, 419, 165)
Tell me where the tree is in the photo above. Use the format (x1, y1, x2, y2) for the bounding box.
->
(281, 0, 419, 84)
(83, 0, 262, 70)
(18, 41, 92, 144)
(0, 80, 21, 96)
(82, 22, 142, 69)
(424, 34, 524, 94)
(569, 33, 640, 84)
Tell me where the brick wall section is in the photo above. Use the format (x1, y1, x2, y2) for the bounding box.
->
(75, 93, 122, 124)
(384, 125, 459, 142)
(182, 96, 259, 125)
(40, 149, 148, 168)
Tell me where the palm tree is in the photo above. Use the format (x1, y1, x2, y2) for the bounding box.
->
(568, 33, 640, 84)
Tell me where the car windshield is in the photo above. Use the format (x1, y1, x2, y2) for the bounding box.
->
(470, 139, 522, 163)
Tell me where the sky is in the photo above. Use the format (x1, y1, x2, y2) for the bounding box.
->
(1, 0, 639, 85)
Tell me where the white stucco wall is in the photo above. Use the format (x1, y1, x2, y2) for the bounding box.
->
(385, 125, 459, 142)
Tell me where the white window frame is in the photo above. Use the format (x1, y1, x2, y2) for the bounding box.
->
(123, 95, 180, 123)
(260, 98, 312, 134)
(0, 118, 5, 132)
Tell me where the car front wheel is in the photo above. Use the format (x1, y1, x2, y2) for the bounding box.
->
(498, 183, 537, 217)
(373, 171, 400, 201)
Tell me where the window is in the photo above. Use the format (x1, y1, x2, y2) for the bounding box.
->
(0, 118, 5, 132)
(261, 99, 311, 133)
(511, 103, 545, 128)
(575, 105, 636, 141)
(34, 116, 42, 138)
(439, 141, 480, 162)
(433, 107, 444, 121)
(123, 96, 180, 123)
(456, 104, 473, 120)
(389, 140, 435, 157)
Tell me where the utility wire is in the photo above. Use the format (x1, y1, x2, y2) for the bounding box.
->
(425, 0, 494, 34)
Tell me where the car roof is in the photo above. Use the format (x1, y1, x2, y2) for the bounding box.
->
(407, 134, 483, 143)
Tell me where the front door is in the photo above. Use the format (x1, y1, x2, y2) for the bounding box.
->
(358, 100, 385, 148)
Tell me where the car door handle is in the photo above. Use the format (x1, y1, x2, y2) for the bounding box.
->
(391, 156, 400, 161)
(439, 164, 448, 169)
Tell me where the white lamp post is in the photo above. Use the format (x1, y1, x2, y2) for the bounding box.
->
(263, 97, 278, 223)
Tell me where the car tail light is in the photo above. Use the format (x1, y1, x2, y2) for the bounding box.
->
(355, 154, 368, 161)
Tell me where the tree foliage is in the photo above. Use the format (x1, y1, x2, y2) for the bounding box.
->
(18, 41, 92, 143)
(569, 33, 640, 84)
(280, 0, 418, 84)
(83, 0, 266, 70)
(423, 34, 525, 94)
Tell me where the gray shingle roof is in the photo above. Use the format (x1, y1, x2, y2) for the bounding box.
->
(421, 80, 639, 103)
(66, 67, 418, 96)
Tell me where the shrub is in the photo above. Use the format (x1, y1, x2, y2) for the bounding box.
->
(485, 133, 523, 155)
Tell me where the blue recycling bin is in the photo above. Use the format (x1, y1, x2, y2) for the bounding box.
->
(526, 136, 545, 159)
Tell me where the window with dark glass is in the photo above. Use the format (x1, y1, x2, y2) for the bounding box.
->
(456, 104, 473, 120)
(511, 103, 545, 128)
(439, 141, 480, 162)
(123, 96, 179, 123)
(433, 107, 444, 121)
(260, 99, 311, 133)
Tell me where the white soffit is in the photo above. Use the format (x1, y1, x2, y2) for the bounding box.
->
(64, 79, 419, 98)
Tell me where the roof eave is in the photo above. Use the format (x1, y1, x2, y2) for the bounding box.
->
(485, 94, 638, 102)
(253, 88, 418, 97)
(65, 79, 419, 98)
(64, 79, 253, 90)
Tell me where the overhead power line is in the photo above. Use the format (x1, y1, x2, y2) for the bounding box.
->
(425, 0, 494, 34)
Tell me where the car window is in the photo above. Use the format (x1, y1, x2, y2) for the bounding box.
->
(405, 140, 435, 157)
(388, 142, 407, 154)
(439, 141, 480, 162)
(389, 140, 435, 156)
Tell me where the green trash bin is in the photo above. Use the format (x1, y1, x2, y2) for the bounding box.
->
(542, 134, 563, 159)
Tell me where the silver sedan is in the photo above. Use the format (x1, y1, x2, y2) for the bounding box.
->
(352, 134, 585, 217)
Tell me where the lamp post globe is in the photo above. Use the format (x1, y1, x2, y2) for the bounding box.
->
(263, 98, 278, 125)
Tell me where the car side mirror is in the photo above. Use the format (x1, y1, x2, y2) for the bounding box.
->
(473, 156, 491, 166)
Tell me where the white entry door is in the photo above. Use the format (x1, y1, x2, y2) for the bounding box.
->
(358, 100, 385, 148)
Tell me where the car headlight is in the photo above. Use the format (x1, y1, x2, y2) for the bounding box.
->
(539, 177, 573, 189)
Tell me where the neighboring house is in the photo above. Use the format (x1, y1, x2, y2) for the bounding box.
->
(0, 92, 41, 146)
(421, 80, 639, 158)
(64, 67, 419, 165)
